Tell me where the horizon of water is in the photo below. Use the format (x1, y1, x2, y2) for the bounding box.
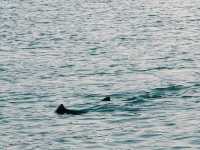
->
(1, 0, 200, 149)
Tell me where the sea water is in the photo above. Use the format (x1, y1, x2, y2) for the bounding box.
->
(1, 0, 200, 149)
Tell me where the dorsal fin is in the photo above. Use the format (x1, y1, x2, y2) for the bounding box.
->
(55, 104, 67, 114)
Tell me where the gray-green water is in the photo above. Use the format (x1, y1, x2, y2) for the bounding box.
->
(1, 0, 200, 149)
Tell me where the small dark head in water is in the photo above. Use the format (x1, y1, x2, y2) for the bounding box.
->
(102, 96, 111, 101)
(55, 97, 111, 115)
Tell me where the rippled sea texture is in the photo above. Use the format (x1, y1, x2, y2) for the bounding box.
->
(1, 0, 200, 149)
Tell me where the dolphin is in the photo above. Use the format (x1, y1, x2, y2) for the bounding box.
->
(55, 104, 87, 115)
(55, 96, 111, 115)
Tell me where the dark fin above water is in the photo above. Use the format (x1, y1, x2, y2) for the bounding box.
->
(55, 104, 67, 114)
(55, 104, 88, 115)
(102, 96, 111, 101)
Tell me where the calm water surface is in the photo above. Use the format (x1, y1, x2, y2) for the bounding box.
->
(1, 0, 200, 149)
